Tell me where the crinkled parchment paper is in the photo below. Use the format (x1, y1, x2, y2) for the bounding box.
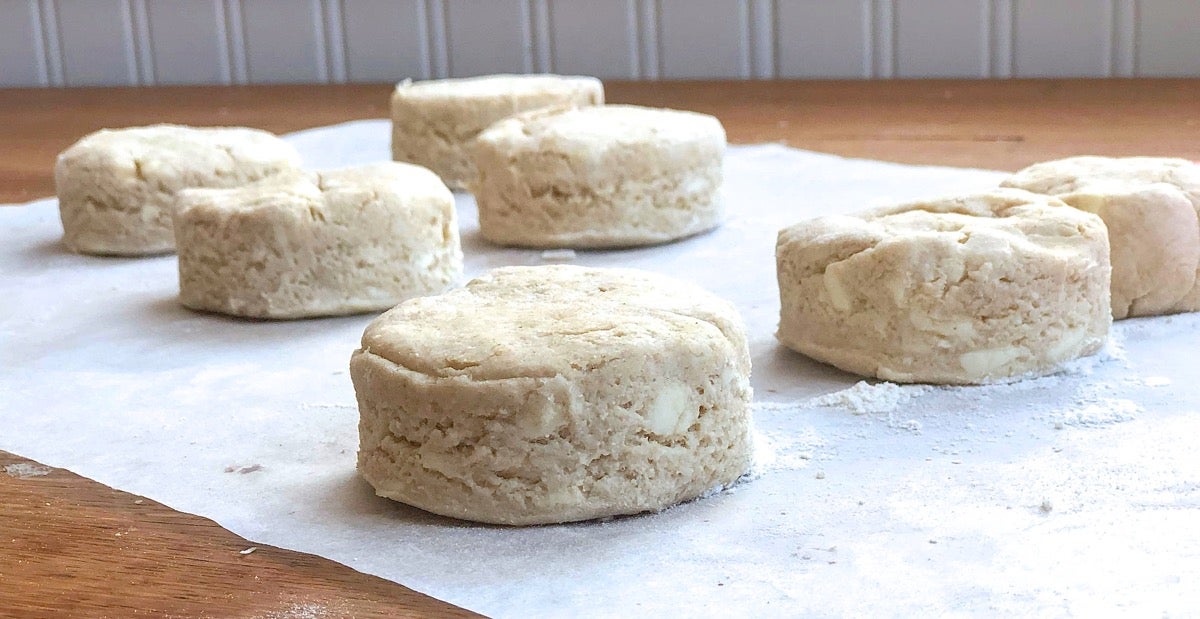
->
(3, 121, 1198, 616)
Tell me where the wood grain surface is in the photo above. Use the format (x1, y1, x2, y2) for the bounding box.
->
(2, 79, 1199, 203)
(1, 450, 482, 618)
(2, 79, 1199, 617)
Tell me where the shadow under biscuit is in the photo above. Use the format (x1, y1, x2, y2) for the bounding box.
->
(323, 469, 481, 528)
(752, 345, 862, 393)
(135, 294, 377, 352)
(23, 236, 71, 259)
(142, 295, 196, 321)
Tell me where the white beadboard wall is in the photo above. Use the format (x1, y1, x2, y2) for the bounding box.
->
(4, 0, 1200, 87)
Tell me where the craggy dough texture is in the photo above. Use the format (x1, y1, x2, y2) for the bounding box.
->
(1001, 156, 1200, 319)
(174, 162, 462, 319)
(351, 265, 753, 526)
(55, 124, 301, 256)
(471, 105, 726, 248)
(390, 74, 603, 190)
(776, 189, 1112, 385)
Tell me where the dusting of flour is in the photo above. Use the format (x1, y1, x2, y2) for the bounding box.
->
(807, 380, 930, 414)
(801, 381, 930, 433)
(1053, 398, 1142, 427)
(751, 428, 823, 473)
(3, 462, 51, 478)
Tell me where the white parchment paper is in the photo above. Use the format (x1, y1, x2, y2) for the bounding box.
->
(3, 120, 1199, 617)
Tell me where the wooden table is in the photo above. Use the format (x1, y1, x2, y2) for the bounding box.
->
(4, 79, 1200, 204)
(2, 79, 1198, 617)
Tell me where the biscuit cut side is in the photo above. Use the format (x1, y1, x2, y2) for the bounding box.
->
(776, 188, 1112, 385)
(351, 265, 752, 525)
(1002, 156, 1200, 318)
(174, 162, 462, 319)
(390, 74, 603, 190)
(471, 104, 726, 248)
(55, 124, 301, 256)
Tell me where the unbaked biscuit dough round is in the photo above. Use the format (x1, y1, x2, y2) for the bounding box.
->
(55, 124, 301, 256)
(390, 74, 603, 190)
(471, 104, 726, 248)
(1001, 156, 1200, 319)
(776, 188, 1112, 385)
(350, 265, 753, 526)
(174, 162, 462, 319)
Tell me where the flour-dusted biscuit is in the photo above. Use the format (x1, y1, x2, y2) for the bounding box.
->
(471, 104, 726, 248)
(390, 74, 603, 190)
(55, 124, 301, 256)
(351, 265, 752, 525)
(776, 189, 1112, 385)
(1001, 156, 1200, 319)
(174, 162, 462, 319)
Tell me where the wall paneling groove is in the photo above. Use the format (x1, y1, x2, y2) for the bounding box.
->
(2, 0, 1197, 86)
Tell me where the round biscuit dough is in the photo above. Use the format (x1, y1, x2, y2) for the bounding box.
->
(390, 74, 603, 190)
(776, 188, 1112, 385)
(471, 104, 726, 248)
(350, 265, 753, 526)
(173, 162, 462, 319)
(55, 124, 301, 256)
(1001, 156, 1200, 318)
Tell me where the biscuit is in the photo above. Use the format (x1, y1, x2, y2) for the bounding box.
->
(351, 265, 753, 525)
(1001, 156, 1200, 318)
(776, 189, 1112, 385)
(174, 162, 461, 319)
(390, 74, 603, 190)
(471, 105, 726, 248)
(55, 124, 301, 256)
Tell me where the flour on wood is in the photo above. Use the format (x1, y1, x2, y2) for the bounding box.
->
(3, 463, 51, 478)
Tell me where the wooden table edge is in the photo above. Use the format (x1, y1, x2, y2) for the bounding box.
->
(2, 449, 483, 618)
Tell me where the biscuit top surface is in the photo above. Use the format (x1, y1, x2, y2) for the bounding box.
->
(1002, 156, 1200, 204)
(477, 104, 725, 149)
(359, 265, 747, 382)
(316, 161, 447, 194)
(779, 188, 1108, 265)
(57, 124, 300, 174)
(175, 161, 451, 215)
(392, 74, 602, 101)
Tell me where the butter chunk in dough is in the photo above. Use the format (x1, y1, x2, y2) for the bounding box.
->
(776, 188, 1112, 385)
(390, 74, 603, 190)
(351, 265, 753, 525)
(1001, 156, 1200, 318)
(174, 162, 462, 319)
(471, 104, 726, 248)
(55, 124, 301, 256)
